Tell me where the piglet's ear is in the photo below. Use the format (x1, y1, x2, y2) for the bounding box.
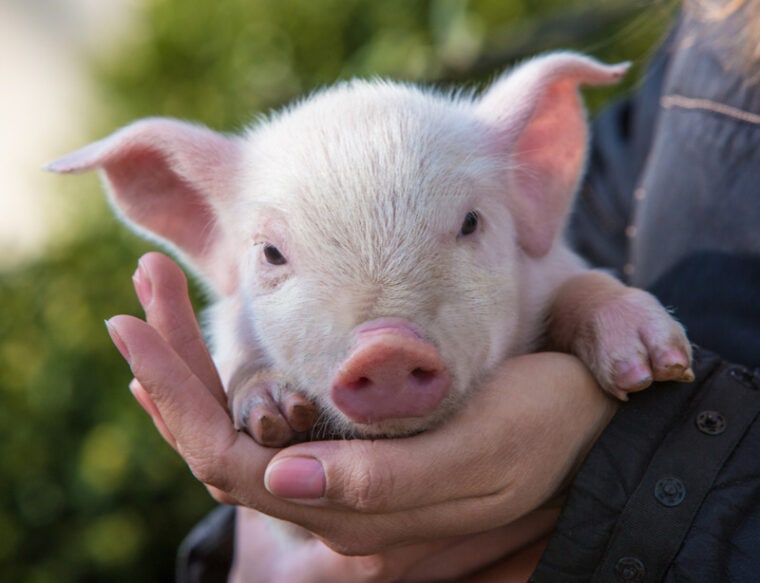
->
(47, 118, 243, 295)
(476, 52, 628, 257)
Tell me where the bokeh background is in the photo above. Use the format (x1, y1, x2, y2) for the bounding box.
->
(1, 1, 674, 580)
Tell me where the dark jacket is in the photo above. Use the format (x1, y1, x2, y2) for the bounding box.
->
(532, 12, 760, 582)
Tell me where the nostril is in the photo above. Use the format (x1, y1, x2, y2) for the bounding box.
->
(411, 368, 436, 385)
(354, 376, 371, 390)
(343, 370, 438, 392)
(342, 376, 372, 391)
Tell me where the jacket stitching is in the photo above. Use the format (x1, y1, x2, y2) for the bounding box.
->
(661, 94, 760, 125)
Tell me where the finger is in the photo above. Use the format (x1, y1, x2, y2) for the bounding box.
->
(105, 314, 278, 504)
(265, 381, 516, 510)
(290, 537, 460, 583)
(316, 536, 509, 583)
(133, 252, 227, 409)
(129, 378, 177, 449)
(128, 364, 239, 504)
(401, 508, 559, 582)
(206, 485, 239, 506)
(467, 535, 550, 583)
(301, 506, 558, 581)
(266, 353, 612, 515)
(231, 509, 395, 583)
(127, 351, 239, 505)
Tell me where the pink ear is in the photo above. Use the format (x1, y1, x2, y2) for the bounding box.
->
(476, 52, 629, 257)
(47, 118, 243, 294)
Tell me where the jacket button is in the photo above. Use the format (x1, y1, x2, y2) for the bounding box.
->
(615, 556, 646, 582)
(655, 476, 686, 507)
(696, 410, 726, 435)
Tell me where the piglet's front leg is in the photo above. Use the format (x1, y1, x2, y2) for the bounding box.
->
(227, 366, 318, 447)
(547, 271, 694, 401)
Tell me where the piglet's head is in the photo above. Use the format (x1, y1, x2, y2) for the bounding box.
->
(48, 52, 626, 437)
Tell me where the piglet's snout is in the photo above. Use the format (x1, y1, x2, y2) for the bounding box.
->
(331, 320, 450, 424)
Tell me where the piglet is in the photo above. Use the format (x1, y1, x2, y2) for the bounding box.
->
(48, 52, 693, 446)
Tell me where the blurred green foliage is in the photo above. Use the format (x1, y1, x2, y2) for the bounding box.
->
(99, 0, 675, 130)
(1, 0, 673, 581)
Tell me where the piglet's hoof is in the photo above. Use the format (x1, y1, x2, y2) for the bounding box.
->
(227, 368, 318, 447)
(576, 287, 694, 400)
(549, 271, 693, 401)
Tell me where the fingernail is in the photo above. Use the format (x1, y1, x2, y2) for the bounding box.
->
(132, 260, 153, 308)
(105, 318, 131, 363)
(265, 457, 325, 499)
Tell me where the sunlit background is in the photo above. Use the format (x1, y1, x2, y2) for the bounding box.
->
(0, 1, 672, 580)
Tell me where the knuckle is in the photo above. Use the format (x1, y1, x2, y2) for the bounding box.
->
(183, 438, 236, 493)
(339, 448, 393, 513)
(206, 485, 236, 505)
(187, 453, 221, 486)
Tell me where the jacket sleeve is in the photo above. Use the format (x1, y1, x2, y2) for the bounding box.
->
(176, 505, 235, 583)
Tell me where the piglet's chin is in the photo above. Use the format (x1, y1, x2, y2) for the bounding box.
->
(336, 410, 449, 440)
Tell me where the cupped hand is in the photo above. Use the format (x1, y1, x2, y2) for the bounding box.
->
(228, 505, 556, 583)
(106, 252, 617, 579)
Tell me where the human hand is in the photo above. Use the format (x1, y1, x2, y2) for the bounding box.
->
(228, 505, 556, 582)
(106, 252, 617, 579)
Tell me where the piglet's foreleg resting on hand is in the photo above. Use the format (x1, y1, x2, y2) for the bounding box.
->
(548, 271, 694, 401)
(227, 366, 317, 447)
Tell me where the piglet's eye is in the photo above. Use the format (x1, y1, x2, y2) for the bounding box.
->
(263, 244, 287, 265)
(459, 211, 479, 237)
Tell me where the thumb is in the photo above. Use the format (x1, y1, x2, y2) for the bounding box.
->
(263, 415, 499, 513)
(263, 353, 610, 517)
